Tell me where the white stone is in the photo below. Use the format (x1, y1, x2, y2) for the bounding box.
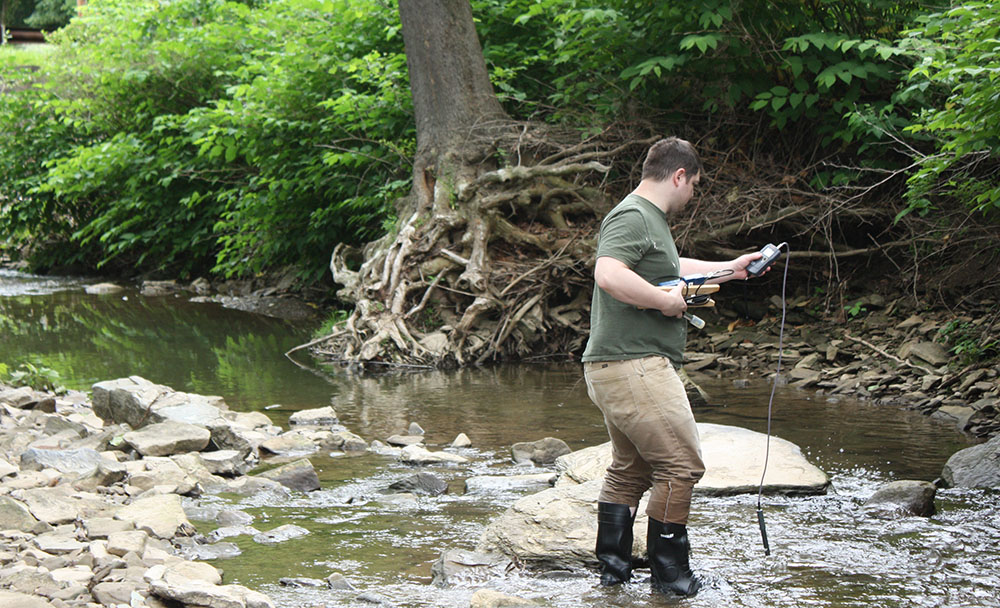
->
(398, 444, 469, 465)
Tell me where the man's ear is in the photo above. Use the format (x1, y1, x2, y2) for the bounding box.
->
(672, 167, 687, 186)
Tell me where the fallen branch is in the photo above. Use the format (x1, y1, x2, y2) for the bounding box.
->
(844, 333, 934, 375)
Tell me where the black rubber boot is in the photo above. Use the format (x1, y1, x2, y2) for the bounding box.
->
(647, 518, 701, 597)
(596, 502, 635, 585)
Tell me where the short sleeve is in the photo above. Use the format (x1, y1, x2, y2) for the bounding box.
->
(595, 208, 648, 268)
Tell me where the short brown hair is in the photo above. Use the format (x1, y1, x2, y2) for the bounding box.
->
(641, 137, 703, 182)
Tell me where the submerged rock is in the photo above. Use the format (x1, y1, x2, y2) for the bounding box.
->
(464, 473, 556, 494)
(469, 588, 538, 608)
(398, 444, 468, 465)
(431, 549, 512, 587)
(863, 480, 936, 517)
(387, 472, 448, 496)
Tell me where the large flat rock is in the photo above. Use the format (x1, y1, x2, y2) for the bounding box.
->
(555, 423, 829, 495)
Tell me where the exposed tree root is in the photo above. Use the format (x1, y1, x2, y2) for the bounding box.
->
(302, 120, 1000, 370)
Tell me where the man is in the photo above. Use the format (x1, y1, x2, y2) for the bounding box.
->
(582, 137, 762, 596)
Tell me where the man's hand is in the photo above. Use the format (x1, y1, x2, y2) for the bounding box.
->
(657, 283, 688, 318)
(730, 252, 764, 280)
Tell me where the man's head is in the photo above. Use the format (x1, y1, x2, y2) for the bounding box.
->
(641, 137, 702, 184)
(638, 137, 702, 212)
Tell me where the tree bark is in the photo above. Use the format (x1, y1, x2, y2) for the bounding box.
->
(398, 0, 506, 161)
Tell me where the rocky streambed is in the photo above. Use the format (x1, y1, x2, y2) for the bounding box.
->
(2, 366, 998, 608)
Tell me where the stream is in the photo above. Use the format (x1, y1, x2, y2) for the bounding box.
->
(1, 269, 998, 608)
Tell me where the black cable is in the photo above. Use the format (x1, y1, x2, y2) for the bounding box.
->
(756, 242, 789, 557)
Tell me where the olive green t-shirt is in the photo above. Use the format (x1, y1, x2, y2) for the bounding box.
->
(581, 194, 686, 367)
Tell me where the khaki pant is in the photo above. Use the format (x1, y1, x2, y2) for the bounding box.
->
(583, 356, 705, 524)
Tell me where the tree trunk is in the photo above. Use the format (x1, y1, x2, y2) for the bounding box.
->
(398, 0, 506, 161)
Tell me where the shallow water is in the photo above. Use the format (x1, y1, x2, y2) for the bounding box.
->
(1, 271, 996, 608)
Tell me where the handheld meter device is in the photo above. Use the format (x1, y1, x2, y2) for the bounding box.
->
(746, 243, 783, 277)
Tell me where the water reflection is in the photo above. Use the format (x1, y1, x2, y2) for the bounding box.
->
(0, 284, 331, 409)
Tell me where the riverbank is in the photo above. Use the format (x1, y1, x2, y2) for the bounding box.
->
(3, 265, 997, 441)
(685, 290, 1000, 439)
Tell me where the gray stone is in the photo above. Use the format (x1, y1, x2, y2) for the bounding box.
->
(386, 434, 424, 447)
(151, 559, 223, 585)
(91, 376, 171, 425)
(209, 526, 260, 541)
(942, 434, 1000, 488)
(115, 493, 192, 539)
(476, 478, 620, 567)
(336, 430, 369, 452)
(464, 473, 556, 494)
(253, 458, 320, 492)
(0, 496, 38, 531)
(288, 406, 338, 426)
(253, 524, 309, 545)
(123, 420, 211, 456)
(20, 486, 106, 525)
(34, 531, 86, 554)
(140, 280, 182, 296)
(931, 406, 976, 432)
(195, 450, 250, 477)
(175, 540, 242, 561)
(407, 422, 425, 436)
(326, 572, 356, 590)
(91, 581, 142, 606)
(469, 589, 537, 608)
(431, 549, 512, 587)
(19, 447, 105, 476)
(511, 437, 571, 466)
(216, 509, 254, 526)
(106, 530, 148, 556)
(72, 459, 128, 492)
(148, 578, 274, 608)
(863, 480, 936, 517)
(0, 590, 55, 608)
(451, 433, 472, 448)
(126, 457, 197, 495)
(91, 376, 228, 430)
(387, 472, 448, 496)
(398, 444, 469, 465)
(899, 341, 950, 367)
(82, 517, 134, 539)
(355, 592, 392, 605)
(0, 386, 37, 408)
(84, 282, 124, 295)
(224, 476, 291, 498)
(206, 420, 262, 458)
(279, 577, 326, 588)
(0, 456, 18, 478)
(258, 431, 318, 456)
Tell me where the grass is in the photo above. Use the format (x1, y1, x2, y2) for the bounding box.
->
(0, 43, 56, 70)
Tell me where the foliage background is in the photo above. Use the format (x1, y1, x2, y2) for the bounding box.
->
(0, 0, 996, 295)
